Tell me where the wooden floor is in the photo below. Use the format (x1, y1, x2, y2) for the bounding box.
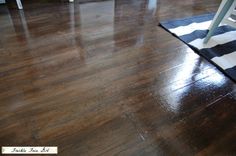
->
(1, 0, 236, 155)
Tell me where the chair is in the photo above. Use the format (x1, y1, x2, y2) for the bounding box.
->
(15, 0, 74, 10)
(16, 0, 23, 9)
(204, 0, 236, 43)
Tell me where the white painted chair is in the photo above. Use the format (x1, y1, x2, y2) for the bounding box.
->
(16, 0, 74, 10)
(16, 0, 23, 9)
(204, 0, 236, 43)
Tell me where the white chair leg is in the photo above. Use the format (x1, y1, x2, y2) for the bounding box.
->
(208, 0, 228, 30)
(16, 0, 23, 9)
(204, 0, 235, 43)
(224, 0, 236, 19)
(222, 1, 236, 27)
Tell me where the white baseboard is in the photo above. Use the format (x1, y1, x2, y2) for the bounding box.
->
(0, 0, 6, 4)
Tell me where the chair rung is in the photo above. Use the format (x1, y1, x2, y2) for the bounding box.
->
(232, 10, 236, 15)
(223, 19, 236, 27)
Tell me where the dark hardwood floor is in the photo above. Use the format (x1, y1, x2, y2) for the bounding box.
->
(1, 0, 236, 155)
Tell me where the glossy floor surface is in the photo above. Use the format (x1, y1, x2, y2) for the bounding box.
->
(1, 0, 236, 155)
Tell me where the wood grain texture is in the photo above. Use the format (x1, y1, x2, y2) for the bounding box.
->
(0, 0, 236, 155)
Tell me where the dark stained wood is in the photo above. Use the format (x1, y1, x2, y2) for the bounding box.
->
(0, 0, 236, 155)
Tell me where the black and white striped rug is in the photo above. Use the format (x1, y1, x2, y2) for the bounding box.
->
(160, 14, 236, 82)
